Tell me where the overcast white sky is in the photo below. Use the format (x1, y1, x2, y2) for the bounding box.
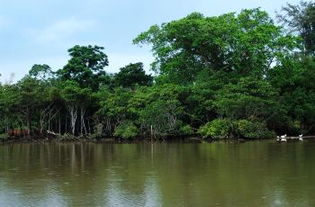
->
(0, 0, 301, 83)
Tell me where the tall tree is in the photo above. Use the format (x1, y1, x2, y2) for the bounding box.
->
(114, 62, 153, 88)
(134, 9, 297, 84)
(278, 1, 315, 55)
(29, 64, 54, 81)
(60, 81, 93, 135)
(57, 45, 110, 90)
(16, 77, 45, 134)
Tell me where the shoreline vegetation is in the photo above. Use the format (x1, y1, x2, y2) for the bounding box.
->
(0, 133, 268, 144)
(1, 1, 315, 143)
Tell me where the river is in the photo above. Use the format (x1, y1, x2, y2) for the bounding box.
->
(0, 141, 314, 207)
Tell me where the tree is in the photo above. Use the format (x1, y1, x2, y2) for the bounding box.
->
(134, 9, 297, 84)
(16, 77, 47, 134)
(29, 64, 54, 81)
(268, 56, 315, 133)
(97, 87, 135, 136)
(1, 6, 313, 140)
(213, 77, 279, 121)
(57, 45, 110, 90)
(60, 81, 93, 135)
(114, 62, 153, 88)
(135, 84, 187, 137)
(278, 1, 315, 55)
(0, 84, 23, 132)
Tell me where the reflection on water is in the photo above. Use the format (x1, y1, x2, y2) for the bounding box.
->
(0, 141, 315, 207)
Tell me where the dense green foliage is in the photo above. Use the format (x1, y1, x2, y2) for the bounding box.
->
(198, 119, 232, 139)
(114, 121, 139, 139)
(1, 4, 315, 140)
(114, 62, 153, 88)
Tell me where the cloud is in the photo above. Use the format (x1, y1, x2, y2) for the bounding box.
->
(28, 17, 97, 43)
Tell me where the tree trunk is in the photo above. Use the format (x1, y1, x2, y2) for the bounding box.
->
(68, 105, 78, 135)
(87, 118, 91, 134)
(26, 107, 31, 135)
(65, 116, 68, 134)
(58, 113, 61, 134)
(80, 107, 87, 135)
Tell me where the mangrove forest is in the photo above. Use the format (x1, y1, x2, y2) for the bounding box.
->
(1, 1, 315, 141)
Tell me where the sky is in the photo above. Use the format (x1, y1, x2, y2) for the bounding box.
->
(0, 0, 301, 83)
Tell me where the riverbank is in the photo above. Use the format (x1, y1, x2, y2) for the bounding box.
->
(0, 133, 273, 145)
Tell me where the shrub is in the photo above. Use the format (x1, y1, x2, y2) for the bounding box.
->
(88, 123, 104, 139)
(57, 133, 78, 141)
(236, 119, 275, 139)
(198, 119, 233, 139)
(179, 124, 194, 136)
(114, 121, 139, 139)
(0, 133, 9, 140)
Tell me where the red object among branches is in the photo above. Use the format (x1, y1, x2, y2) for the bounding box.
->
(8, 129, 29, 137)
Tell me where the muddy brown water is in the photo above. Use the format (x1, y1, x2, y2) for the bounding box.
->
(0, 141, 314, 207)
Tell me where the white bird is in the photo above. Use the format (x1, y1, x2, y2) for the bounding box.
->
(276, 136, 280, 141)
(299, 134, 303, 141)
(280, 134, 287, 142)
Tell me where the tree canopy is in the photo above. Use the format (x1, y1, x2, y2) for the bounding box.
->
(0, 6, 314, 141)
(134, 9, 298, 84)
(114, 62, 153, 88)
(57, 45, 110, 90)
